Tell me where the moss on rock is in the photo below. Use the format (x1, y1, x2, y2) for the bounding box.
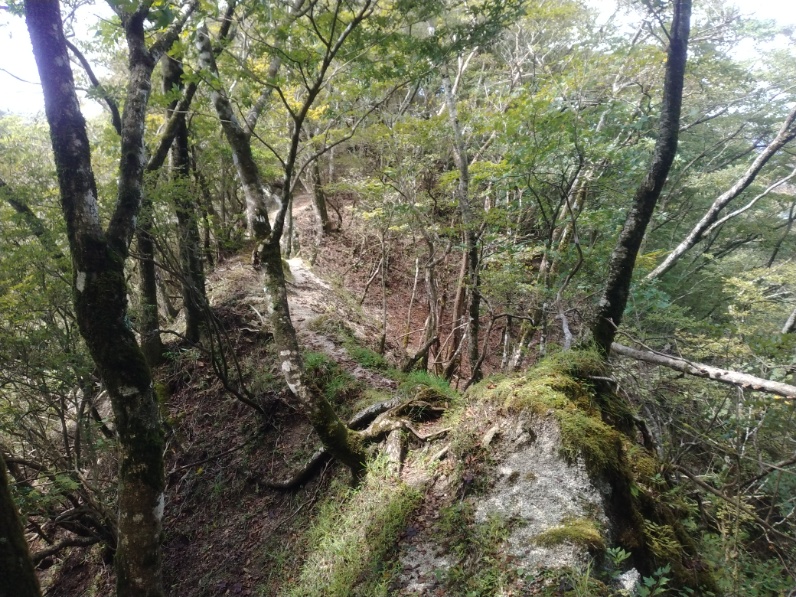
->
(465, 350, 718, 594)
(533, 517, 606, 552)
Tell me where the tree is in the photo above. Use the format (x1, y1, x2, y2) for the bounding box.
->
(646, 104, 796, 281)
(196, 0, 377, 477)
(0, 453, 41, 597)
(591, 0, 692, 356)
(162, 52, 207, 344)
(24, 1, 197, 595)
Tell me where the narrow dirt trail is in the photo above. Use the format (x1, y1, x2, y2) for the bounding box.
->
(285, 255, 398, 391)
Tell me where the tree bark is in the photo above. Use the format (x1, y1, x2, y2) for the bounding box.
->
(196, 15, 368, 478)
(592, 0, 691, 356)
(25, 2, 195, 595)
(0, 453, 42, 597)
(136, 202, 165, 366)
(782, 306, 796, 335)
(442, 67, 482, 383)
(196, 24, 271, 240)
(310, 156, 332, 234)
(646, 103, 796, 281)
(163, 53, 207, 344)
(612, 343, 796, 399)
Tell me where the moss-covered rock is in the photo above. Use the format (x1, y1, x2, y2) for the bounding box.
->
(441, 351, 719, 594)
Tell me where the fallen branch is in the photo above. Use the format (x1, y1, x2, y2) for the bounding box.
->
(32, 536, 100, 565)
(611, 343, 796, 399)
(401, 336, 439, 373)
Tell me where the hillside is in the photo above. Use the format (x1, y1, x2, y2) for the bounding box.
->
(4, 2, 796, 596)
(31, 197, 718, 596)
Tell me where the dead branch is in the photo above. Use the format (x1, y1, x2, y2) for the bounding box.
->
(32, 536, 101, 565)
(401, 336, 439, 373)
(673, 464, 796, 545)
(611, 342, 796, 399)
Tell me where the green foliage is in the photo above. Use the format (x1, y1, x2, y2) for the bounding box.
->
(284, 457, 421, 597)
(303, 351, 363, 411)
(307, 316, 391, 371)
(398, 370, 458, 402)
(637, 564, 671, 597)
(348, 345, 391, 371)
(6, 0, 796, 592)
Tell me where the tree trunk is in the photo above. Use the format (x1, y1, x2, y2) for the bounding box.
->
(258, 240, 366, 476)
(191, 149, 222, 266)
(25, 2, 194, 594)
(196, 25, 271, 241)
(136, 203, 165, 366)
(310, 157, 332, 234)
(196, 22, 367, 478)
(442, 67, 482, 383)
(444, 250, 468, 380)
(591, 0, 692, 356)
(782, 306, 796, 335)
(163, 54, 206, 344)
(0, 453, 42, 597)
(282, 195, 295, 258)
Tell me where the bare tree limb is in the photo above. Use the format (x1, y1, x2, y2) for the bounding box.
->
(64, 39, 121, 135)
(32, 536, 100, 565)
(611, 342, 796, 399)
(647, 103, 796, 280)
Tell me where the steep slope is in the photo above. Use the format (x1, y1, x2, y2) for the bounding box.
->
(39, 197, 715, 596)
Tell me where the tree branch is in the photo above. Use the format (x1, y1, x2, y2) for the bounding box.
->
(647, 103, 796, 280)
(64, 39, 121, 135)
(611, 342, 796, 399)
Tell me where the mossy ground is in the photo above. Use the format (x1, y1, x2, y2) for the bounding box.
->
(534, 517, 606, 552)
(467, 348, 625, 477)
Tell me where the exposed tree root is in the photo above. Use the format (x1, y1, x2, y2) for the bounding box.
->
(32, 537, 100, 565)
(260, 396, 449, 490)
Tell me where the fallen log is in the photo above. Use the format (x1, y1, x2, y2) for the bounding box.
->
(611, 343, 796, 399)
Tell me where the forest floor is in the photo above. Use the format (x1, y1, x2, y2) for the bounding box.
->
(41, 195, 452, 596)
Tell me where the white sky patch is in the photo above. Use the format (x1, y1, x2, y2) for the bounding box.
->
(0, 3, 114, 117)
(1, 2, 794, 117)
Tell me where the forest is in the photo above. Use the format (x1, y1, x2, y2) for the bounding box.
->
(1, 0, 796, 595)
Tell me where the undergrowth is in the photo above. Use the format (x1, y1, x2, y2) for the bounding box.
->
(281, 456, 421, 597)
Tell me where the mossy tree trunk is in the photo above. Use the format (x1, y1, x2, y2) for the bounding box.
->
(310, 151, 332, 235)
(136, 201, 165, 367)
(163, 53, 207, 344)
(577, 0, 700, 585)
(196, 17, 368, 478)
(0, 453, 41, 597)
(25, 2, 196, 595)
(591, 0, 691, 357)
